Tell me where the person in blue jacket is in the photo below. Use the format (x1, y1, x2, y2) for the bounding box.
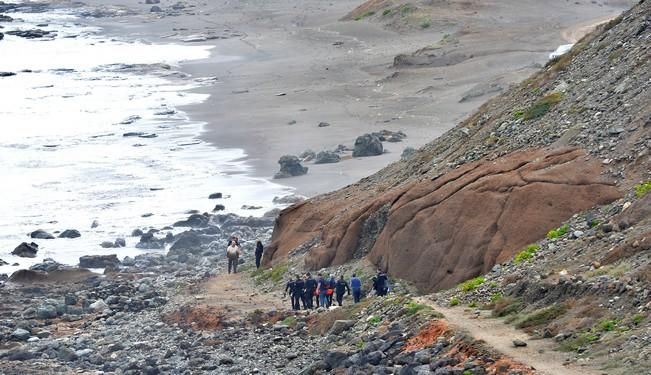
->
(350, 273, 362, 303)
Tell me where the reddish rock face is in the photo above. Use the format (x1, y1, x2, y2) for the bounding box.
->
(266, 147, 621, 292)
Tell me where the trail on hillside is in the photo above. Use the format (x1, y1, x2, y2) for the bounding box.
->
(416, 297, 601, 375)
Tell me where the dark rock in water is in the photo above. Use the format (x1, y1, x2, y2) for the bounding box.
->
(353, 134, 383, 157)
(150, 5, 162, 12)
(100, 241, 115, 248)
(208, 192, 222, 199)
(173, 213, 209, 227)
(30, 229, 54, 239)
(123, 132, 145, 137)
(0, 15, 14, 22)
(314, 151, 340, 164)
(154, 108, 176, 115)
(91, 220, 99, 228)
(168, 231, 209, 255)
(6, 29, 53, 39)
(146, 0, 161, 4)
(136, 230, 165, 249)
(318, 122, 331, 127)
(241, 205, 262, 210)
(274, 155, 308, 179)
(119, 115, 140, 124)
(139, 133, 158, 139)
(212, 204, 225, 212)
(0, 32, 4, 41)
(59, 229, 81, 238)
(0, 71, 16, 77)
(215, 214, 275, 229)
(114, 238, 126, 247)
(12, 242, 38, 258)
(79, 254, 120, 268)
(370, 130, 406, 142)
(0, 258, 7, 266)
(131, 228, 144, 237)
(299, 149, 316, 162)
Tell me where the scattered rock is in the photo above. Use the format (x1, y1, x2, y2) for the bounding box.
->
(314, 151, 341, 164)
(318, 122, 331, 127)
(209, 192, 223, 199)
(79, 254, 120, 268)
(352, 134, 383, 157)
(58, 229, 81, 239)
(513, 339, 527, 347)
(213, 204, 226, 212)
(173, 213, 209, 227)
(274, 155, 308, 179)
(12, 242, 38, 258)
(30, 229, 54, 239)
(11, 328, 31, 341)
(299, 150, 316, 162)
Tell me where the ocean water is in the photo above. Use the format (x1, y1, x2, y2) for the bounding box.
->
(0, 8, 292, 274)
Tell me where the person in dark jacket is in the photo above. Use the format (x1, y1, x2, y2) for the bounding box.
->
(284, 278, 295, 309)
(291, 276, 304, 310)
(335, 275, 351, 306)
(375, 270, 389, 296)
(326, 274, 336, 307)
(254, 240, 264, 269)
(304, 273, 317, 309)
(350, 274, 362, 303)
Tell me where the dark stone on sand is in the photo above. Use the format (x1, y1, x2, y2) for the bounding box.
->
(213, 204, 225, 212)
(353, 134, 383, 157)
(146, 0, 161, 4)
(79, 254, 120, 268)
(173, 213, 210, 227)
(139, 133, 158, 139)
(0, 71, 16, 77)
(150, 5, 162, 12)
(0, 32, 3, 41)
(318, 122, 331, 127)
(12, 242, 38, 258)
(30, 229, 54, 239)
(314, 151, 340, 164)
(100, 241, 115, 248)
(6, 29, 53, 39)
(59, 229, 81, 238)
(114, 238, 126, 247)
(123, 132, 145, 137)
(209, 192, 223, 199)
(131, 229, 144, 237)
(274, 155, 308, 179)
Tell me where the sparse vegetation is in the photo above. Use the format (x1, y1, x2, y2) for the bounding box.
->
(595, 318, 618, 332)
(405, 301, 430, 315)
(420, 18, 431, 28)
(400, 4, 416, 15)
(282, 316, 297, 328)
(252, 263, 288, 285)
(512, 303, 567, 329)
(632, 314, 645, 325)
(368, 315, 382, 325)
(513, 110, 524, 120)
(449, 296, 460, 306)
(635, 181, 651, 198)
(492, 297, 523, 317)
(353, 10, 375, 21)
(547, 224, 569, 239)
(524, 92, 563, 120)
(490, 292, 503, 302)
(468, 301, 477, 308)
(459, 276, 485, 292)
(559, 332, 599, 352)
(514, 244, 540, 264)
(382, 9, 392, 16)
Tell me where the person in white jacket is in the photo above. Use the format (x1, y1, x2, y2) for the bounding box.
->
(226, 240, 241, 274)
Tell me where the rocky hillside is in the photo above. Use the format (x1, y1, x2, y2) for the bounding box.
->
(264, 0, 651, 292)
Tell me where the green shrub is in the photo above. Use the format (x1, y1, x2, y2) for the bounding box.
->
(492, 297, 523, 317)
(405, 301, 430, 315)
(468, 301, 477, 308)
(449, 297, 460, 306)
(559, 332, 599, 352)
(459, 276, 485, 292)
(353, 11, 375, 21)
(490, 292, 503, 302)
(514, 244, 540, 264)
(420, 18, 431, 28)
(514, 304, 567, 329)
(595, 319, 618, 332)
(547, 224, 570, 239)
(382, 9, 392, 16)
(524, 92, 563, 120)
(632, 314, 645, 325)
(254, 263, 288, 285)
(635, 182, 651, 198)
(368, 315, 382, 325)
(282, 316, 297, 328)
(513, 110, 524, 120)
(400, 4, 416, 15)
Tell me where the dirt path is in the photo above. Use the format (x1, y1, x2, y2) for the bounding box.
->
(416, 297, 602, 375)
(191, 272, 288, 319)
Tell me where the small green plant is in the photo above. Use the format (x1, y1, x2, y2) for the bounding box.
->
(595, 319, 618, 332)
(514, 304, 567, 329)
(559, 332, 599, 352)
(463, 371, 472, 375)
(635, 181, 651, 198)
(632, 314, 645, 325)
(282, 316, 297, 328)
(382, 9, 392, 16)
(459, 276, 485, 292)
(420, 18, 431, 28)
(513, 110, 524, 120)
(368, 315, 382, 326)
(450, 297, 460, 306)
(253, 263, 288, 285)
(468, 301, 477, 308)
(400, 4, 416, 15)
(490, 292, 503, 302)
(524, 92, 563, 120)
(405, 301, 430, 315)
(514, 244, 540, 264)
(354, 11, 375, 20)
(547, 224, 570, 239)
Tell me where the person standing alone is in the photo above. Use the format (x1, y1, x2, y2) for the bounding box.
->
(255, 240, 264, 269)
(226, 240, 241, 274)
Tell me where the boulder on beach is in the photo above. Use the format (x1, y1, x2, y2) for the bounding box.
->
(114, 238, 126, 247)
(208, 192, 223, 199)
(131, 228, 144, 237)
(274, 155, 308, 179)
(79, 254, 120, 268)
(12, 242, 39, 258)
(150, 6, 162, 12)
(100, 241, 115, 248)
(213, 204, 225, 212)
(314, 151, 341, 164)
(58, 229, 81, 239)
(0, 71, 16, 77)
(352, 134, 383, 157)
(145, 0, 160, 4)
(0, 259, 7, 266)
(299, 150, 316, 162)
(173, 213, 210, 227)
(30, 229, 54, 239)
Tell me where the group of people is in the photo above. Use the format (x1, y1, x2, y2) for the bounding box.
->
(225, 235, 265, 274)
(284, 273, 364, 310)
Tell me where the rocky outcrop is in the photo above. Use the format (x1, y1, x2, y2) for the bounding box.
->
(352, 134, 383, 157)
(266, 148, 621, 291)
(314, 151, 341, 164)
(173, 213, 209, 227)
(12, 242, 39, 258)
(274, 155, 308, 178)
(79, 254, 120, 268)
(30, 229, 54, 239)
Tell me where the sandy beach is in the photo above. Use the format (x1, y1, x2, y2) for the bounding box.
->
(75, 0, 633, 197)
